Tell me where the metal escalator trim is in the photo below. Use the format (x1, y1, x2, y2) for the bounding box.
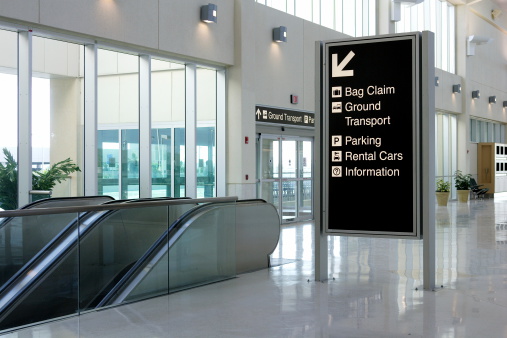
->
(0, 210, 108, 314)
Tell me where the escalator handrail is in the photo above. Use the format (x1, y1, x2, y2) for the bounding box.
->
(0, 196, 237, 218)
(0, 195, 115, 228)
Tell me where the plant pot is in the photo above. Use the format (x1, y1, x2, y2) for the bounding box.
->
(436, 191, 450, 206)
(456, 189, 470, 203)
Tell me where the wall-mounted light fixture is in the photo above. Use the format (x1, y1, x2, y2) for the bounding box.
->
(489, 96, 497, 104)
(435, 77, 439, 86)
(467, 35, 492, 56)
(273, 26, 287, 42)
(503, 101, 507, 108)
(452, 84, 461, 93)
(472, 90, 480, 99)
(201, 3, 217, 23)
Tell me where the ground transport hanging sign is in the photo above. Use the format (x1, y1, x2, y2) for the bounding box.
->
(255, 105, 315, 128)
(323, 33, 420, 237)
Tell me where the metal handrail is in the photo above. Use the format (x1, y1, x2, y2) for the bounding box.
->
(0, 196, 238, 218)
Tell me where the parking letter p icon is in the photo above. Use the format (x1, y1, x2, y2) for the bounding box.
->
(332, 135, 342, 147)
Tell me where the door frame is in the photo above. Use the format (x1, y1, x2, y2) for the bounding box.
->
(257, 132, 314, 224)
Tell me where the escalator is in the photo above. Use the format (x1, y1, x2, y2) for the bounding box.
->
(99, 199, 280, 307)
(0, 197, 279, 332)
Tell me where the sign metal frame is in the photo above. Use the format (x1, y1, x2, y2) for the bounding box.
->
(322, 32, 421, 239)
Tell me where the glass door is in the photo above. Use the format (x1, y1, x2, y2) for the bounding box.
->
(98, 129, 139, 200)
(258, 134, 313, 223)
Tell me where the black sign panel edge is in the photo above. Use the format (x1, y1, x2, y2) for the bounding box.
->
(322, 32, 421, 239)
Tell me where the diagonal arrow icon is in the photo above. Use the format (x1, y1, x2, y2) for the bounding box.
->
(332, 51, 355, 77)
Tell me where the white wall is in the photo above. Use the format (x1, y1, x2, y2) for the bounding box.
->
(0, 0, 235, 66)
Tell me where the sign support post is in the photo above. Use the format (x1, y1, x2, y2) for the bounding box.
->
(421, 31, 436, 291)
(314, 41, 327, 281)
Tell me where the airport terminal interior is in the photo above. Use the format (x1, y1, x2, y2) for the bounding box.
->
(1, 0, 507, 336)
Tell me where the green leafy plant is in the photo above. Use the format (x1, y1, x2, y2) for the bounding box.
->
(0, 148, 18, 210)
(436, 178, 451, 192)
(0, 147, 81, 210)
(454, 170, 472, 190)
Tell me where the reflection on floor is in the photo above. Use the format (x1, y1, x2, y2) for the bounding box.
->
(3, 194, 507, 337)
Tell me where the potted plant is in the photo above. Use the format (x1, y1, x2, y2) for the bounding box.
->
(0, 147, 80, 210)
(454, 170, 472, 203)
(436, 178, 451, 206)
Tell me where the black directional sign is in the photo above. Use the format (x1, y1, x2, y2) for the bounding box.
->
(324, 33, 420, 237)
(256, 105, 315, 128)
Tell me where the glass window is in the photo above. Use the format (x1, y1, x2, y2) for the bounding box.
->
(355, 1, 363, 37)
(436, 112, 457, 196)
(151, 59, 186, 198)
(343, 1, 355, 36)
(313, 0, 320, 24)
(31, 36, 84, 200)
(368, 0, 376, 36)
(469, 119, 506, 144)
(471, 119, 477, 143)
(396, 0, 455, 74)
(335, 0, 343, 32)
(0, 30, 18, 210)
(268, 0, 287, 12)
(97, 49, 139, 200)
(321, 0, 334, 29)
(257, 0, 376, 37)
(196, 68, 217, 198)
(295, 0, 312, 21)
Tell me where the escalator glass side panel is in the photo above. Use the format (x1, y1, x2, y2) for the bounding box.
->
(78, 202, 196, 312)
(0, 213, 79, 332)
(96, 202, 197, 307)
(78, 206, 170, 312)
(121, 243, 169, 304)
(0, 212, 78, 289)
(168, 203, 236, 293)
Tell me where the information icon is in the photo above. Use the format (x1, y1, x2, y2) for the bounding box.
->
(331, 166, 342, 177)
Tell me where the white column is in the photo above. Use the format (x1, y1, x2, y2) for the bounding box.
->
(216, 69, 226, 197)
(185, 64, 197, 198)
(84, 44, 98, 196)
(18, 30, 32, 208)
(139, 55, 152, 198)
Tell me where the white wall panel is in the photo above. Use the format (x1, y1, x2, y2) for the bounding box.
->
(0, 0, 39, 23)
(98, 77, 120, 124)
(39, 0, 158, 50)
(0, 30, 18, 69)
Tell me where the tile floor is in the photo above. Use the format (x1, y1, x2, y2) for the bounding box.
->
(2, 194, 507, 337)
